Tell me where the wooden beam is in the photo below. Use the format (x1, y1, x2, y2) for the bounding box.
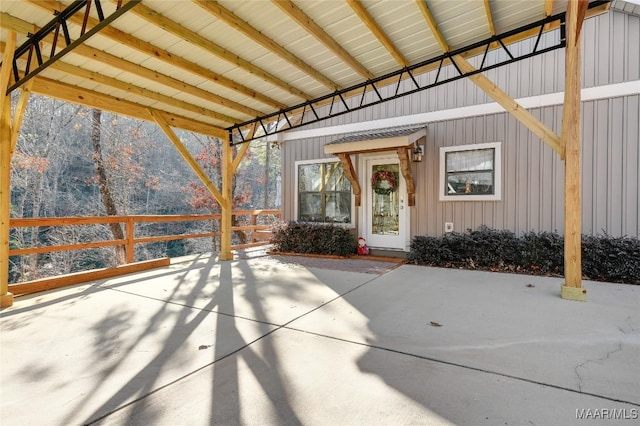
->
(0, 12, 259, 120)
(396, 147, 417, 207)
(125, 1, 312, 100)
(415, 0, 450, 52)
(545, 0, 555, 17)
(0, 39, 237, 127)
(8, 258, 170, 296)
(194, 0, 340, 91)
(336, 153, 361, 207)
(561, 0, 586, 300)
(28, 0, 289, 109)
(150, 109, 226, 207)
(0, 31, 16, 308)
(10, 80, 33, 155)
(219, 137, 234, 260)
(272, 0, 375, 80)
(483, 0, 496, 36)
(27, 76, 227, 138)
(347, 0, 409, 68)
(451, 55, 563, 155)
(0, 31, 15, 98)
(576, 0, 590, 40)
(232, 127, 256, 174)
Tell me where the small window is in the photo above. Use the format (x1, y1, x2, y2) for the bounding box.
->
(297, 160, 352, 223)
(439, 142, 501, 201)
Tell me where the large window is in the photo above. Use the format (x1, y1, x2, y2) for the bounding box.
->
(297, 160, 352, 223)
(439, 142, 502, 201)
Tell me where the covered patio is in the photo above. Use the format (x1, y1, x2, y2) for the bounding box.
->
(2, 252, 638, 425)
(1, 0, 620, 307)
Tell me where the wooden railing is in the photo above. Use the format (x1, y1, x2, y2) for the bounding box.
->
(9, 209, 281, 264)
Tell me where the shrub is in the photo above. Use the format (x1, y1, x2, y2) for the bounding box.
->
(519, 231, 564, 274)
(409, 226, 639, 285)
(270, 221, 357, 257)
(582, 234, 640, 284)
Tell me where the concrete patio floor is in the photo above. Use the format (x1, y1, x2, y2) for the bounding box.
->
(1, 252, 639, 426)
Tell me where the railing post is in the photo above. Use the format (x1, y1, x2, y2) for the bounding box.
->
(126, 217, 134, 263)
(251, 213, 257, 243)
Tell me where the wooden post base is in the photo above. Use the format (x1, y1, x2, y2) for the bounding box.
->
(0, 292, 14, 308)
(561, 284, 587, 302)
(218, 252, 234, 261)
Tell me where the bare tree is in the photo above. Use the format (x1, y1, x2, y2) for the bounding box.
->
(91, 109, 126, 265)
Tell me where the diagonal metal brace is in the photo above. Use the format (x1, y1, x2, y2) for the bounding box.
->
(3, 0, 141, 95)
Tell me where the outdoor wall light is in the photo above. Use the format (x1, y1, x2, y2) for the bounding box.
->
(412, 143, 423, 162)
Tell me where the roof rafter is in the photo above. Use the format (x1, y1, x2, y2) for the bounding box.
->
(0, 12, 256, 121)
(346, 0, 409, 68)
(272, 0, 375, 80)
(0, 40, 236, 126)
(483, 0, 496, 36)
(126, 1, 313, 100)
(415, 0, 450, 52)
(193, 0, 340, 92)
(29, 75, 227, 138)
(28, 0, 287, 111)
(545, 0, 555, 16)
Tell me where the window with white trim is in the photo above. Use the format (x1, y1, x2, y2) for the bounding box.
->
(296, 160, 352, 223)
(439, 142, 502, 201)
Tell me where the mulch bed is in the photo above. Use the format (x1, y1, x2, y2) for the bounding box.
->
(266, 251, 406, 275)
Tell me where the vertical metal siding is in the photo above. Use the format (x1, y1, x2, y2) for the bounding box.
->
(280, 11, 639, 238)
(408, 97, 638, 238)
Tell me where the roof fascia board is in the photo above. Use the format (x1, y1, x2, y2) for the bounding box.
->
(324, 135, 414, 154)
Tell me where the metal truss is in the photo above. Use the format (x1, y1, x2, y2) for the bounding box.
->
(228, 1, 609, 145)
(3, 0, 141, 95)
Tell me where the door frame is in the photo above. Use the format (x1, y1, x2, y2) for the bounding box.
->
(359, 153, 410, 251)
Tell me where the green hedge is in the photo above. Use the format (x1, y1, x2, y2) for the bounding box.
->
(270, 221, 357, 257)
(408, 226, 639, 284)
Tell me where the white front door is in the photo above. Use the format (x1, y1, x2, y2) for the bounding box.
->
(362, 155, 408, 250)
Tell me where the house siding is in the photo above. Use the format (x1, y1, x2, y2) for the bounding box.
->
(280, 10, 640, 239)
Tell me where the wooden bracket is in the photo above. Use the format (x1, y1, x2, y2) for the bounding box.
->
(396, 146, 416, 207)
(149, 109, 226, 207)
(336, 153, 361, 206)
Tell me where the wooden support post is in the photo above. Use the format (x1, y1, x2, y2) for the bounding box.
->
(1, 31, 16, 308)
(561, 0, 586, 301)
(219, 137, 233, 260)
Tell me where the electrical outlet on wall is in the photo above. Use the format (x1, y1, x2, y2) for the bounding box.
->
(444, 222, 454, 233)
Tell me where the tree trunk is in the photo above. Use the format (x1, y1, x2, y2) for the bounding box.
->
(91, 109, 126, 265)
